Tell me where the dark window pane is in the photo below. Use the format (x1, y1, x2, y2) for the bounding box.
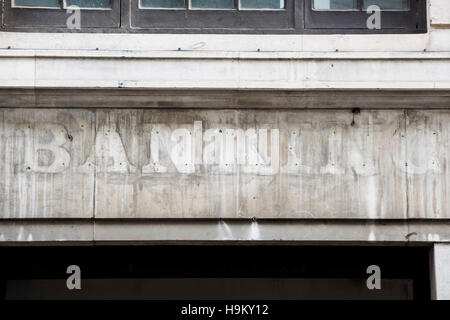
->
(313, 0, 357, 10)
(13, 0, 59, 7)
(190, 0, 235, 9)
(65, 0, 111, 8)
(240, 0, 284, 9)
(363, 0, 409, 10)
(140, 0, 186, 8)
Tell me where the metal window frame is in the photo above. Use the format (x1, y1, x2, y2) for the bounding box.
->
(137, 0, 286, 11)
(131, 0, 296, 33)
(0, 0, 427, 34)
(305, 0, 427, 33)
(2, 0, 120, 29)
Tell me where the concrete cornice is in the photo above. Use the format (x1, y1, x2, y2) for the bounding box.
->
(2, 49, 450, 60)
(0, 219, 449, 244)
(1, 50, 450, 89)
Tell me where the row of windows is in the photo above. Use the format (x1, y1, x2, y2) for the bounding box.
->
(0, 0, 427, 34)
(10, 0, 410, 11)
(12, 0, 286, 9)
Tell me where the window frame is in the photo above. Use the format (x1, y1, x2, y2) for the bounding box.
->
(304, 0, 427, 33)
(131, 0, 296, 33)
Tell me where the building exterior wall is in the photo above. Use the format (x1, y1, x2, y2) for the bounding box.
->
(1, 0, 450, 299)
(1, 1, 450, 229)
(431, 243, 450, 300)
(3, 108, 450, 222)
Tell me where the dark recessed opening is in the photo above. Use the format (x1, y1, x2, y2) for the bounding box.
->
(0, 245, 431, 300)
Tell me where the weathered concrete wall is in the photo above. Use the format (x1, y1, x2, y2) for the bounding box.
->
(0, 109, 95, 218)
(1, 219, 449, 244)
(430, 0, 450, 26)
(1, 108, 450, 219)
(431, 243, 450, 300)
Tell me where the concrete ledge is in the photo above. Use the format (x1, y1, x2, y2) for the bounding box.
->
(0, 32, 430, 52)
(93, 219, 410, 244)
(0, 219, 448, 245)
(0, 220, 93, 243)
(1, 49, 450, 60)
(2, 88, 450, 109)
(2, 49, 450, 89)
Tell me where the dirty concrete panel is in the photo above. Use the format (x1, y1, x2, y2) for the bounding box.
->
(0, 108, 421, 219)
(93, 109, 407, 219)
(407, 220, 450, 243)
(93, 109, 240, 218)
(278, 110, 406, 219)
(3, 219, 450, 244)
(406, 110, 450, 218)
(0, 109, 95, 218)
(0, 220, 93, 243)
(431, 244, 450, 300)
(93, 220, 410, 243)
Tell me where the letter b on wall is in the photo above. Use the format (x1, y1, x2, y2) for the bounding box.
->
(23, 123, 71, 173)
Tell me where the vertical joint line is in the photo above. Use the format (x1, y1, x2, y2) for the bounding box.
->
(404, 109, 411, 243)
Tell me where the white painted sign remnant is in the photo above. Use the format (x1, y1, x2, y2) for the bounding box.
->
(0, 109, 449, 219)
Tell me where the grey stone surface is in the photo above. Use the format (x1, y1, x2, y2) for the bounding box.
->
(92, 109, 406, 219)
(92, 220, 410, 243)
(0, 109, 95, 218)
(2, 219, 449, 244)
(407, 110, 450, 218)
(0, 220, 93, 243)
(431, 243, 450, 300)
(1, 108, 450, 219)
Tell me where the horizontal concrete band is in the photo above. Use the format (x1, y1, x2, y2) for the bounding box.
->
(3, 108, 450, 220)
(2, 89, 450, 109)
(0, 219, 448, 244)
(2, 50, 450, 60)
(2, 50, 450, 89)
(0, 32, 434, 52)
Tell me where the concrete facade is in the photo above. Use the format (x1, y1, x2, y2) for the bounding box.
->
(1, 0, 450, 299)
(431, 243, 450, 300)
(3, 108, 450, 221)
